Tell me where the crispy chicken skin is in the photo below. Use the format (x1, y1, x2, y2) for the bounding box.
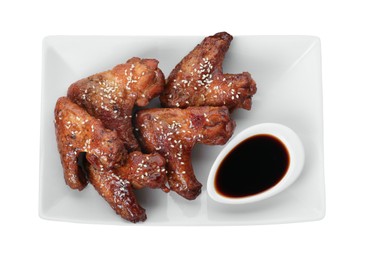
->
(117, 151, 169, 192)
(88, 163, 147, 223)
(68, 57, 165, 151)
(87, 152, 168, 223)
(54, 97, 126, 190)
(135, 106, 235, 200)
(160, 32, 257, 111)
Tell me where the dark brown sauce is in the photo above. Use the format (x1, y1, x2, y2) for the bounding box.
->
(214, 134, 290, 198)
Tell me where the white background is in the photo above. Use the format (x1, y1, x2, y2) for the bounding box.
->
(0, 0, 364, 259)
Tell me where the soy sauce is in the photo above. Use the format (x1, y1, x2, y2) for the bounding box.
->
(214, 134, 290, 198)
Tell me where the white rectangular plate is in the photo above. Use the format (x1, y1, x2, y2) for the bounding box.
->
(39, 35, 325, 225)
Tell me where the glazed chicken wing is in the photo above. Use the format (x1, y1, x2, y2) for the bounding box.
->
(87, 164, 147, 223)
(54, 97, 126, 190)
(87, 151, 168, 223)
(160, 32, 257, 111)
(135, 106, 235, 200)
(68, 57, 165, 151)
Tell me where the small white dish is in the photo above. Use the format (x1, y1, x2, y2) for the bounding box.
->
(207, 123, 305, 204)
